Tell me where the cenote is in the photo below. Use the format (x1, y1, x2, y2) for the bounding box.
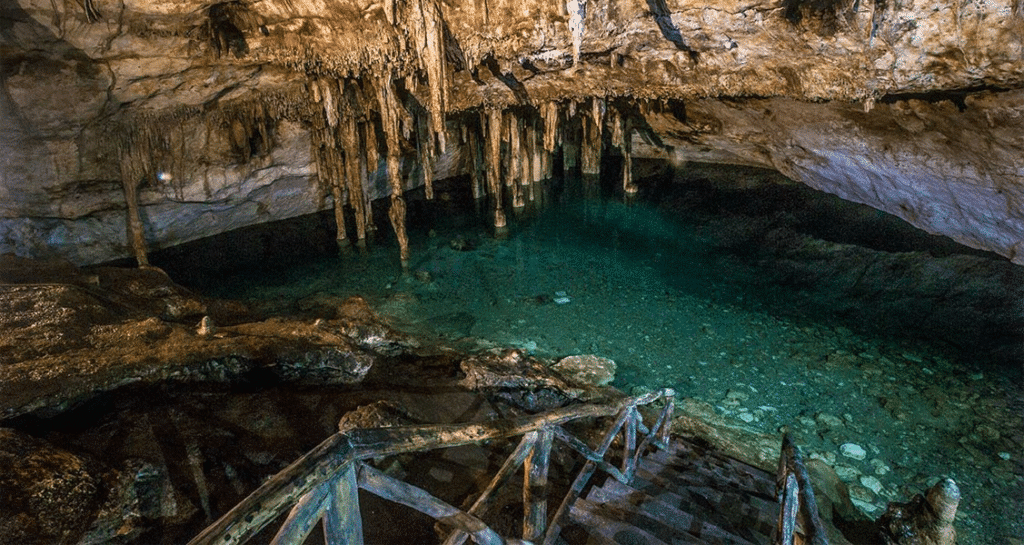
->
(126, 161, 1023, 544)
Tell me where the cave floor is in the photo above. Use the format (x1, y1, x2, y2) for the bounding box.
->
(190, 167, 1024, 545)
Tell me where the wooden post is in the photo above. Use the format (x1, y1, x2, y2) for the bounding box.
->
(443, 433, 538, 545)
(357, 463, 503, 545)
(269, 481, 331, 545)
(523, 428, 553, 542)
(323, 463, 363, 545)
(621, 406, 638, 477)
(542, 407, 632, 545)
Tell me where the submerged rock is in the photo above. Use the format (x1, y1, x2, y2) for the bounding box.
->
(552, 354, 617, 387)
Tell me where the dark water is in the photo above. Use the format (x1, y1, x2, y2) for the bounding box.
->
(154, 164, 1023, 544)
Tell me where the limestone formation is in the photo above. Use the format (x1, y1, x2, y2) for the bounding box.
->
(1, 0, 1021, 265)
(0, 257, 412, 419)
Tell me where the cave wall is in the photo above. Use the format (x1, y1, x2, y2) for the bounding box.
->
(1, 0, 1022, 265)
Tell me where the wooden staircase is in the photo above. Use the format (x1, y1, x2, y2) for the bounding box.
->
(568, 439, 778, 545)
(189, 389, 831, 545)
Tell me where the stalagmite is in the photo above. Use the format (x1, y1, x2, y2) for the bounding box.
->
(486, 108, 506, 229)
(374, 75, 411, 266)
(926, 478, 960, 545)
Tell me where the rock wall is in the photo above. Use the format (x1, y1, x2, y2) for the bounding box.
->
(1, 0, 1022, 264)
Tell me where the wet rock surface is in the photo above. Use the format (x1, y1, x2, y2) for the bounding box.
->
(0, 255, 414, 419)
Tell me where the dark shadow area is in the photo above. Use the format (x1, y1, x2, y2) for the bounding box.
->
(644, 0, 700, 62)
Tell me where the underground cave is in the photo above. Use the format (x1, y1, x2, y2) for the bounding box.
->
(1, 0, 1023, 544)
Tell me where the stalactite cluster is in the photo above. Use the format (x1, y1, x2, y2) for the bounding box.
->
(114, 88, 311, 265)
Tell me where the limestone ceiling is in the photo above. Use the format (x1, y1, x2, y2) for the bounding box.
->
(1, 0, 1022, 264)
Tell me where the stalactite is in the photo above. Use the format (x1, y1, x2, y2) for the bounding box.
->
(416, 112, 436, 200)
(621, 116, 636, 195)
(510, 113, 525, 210)
(374, 74, 411, 266)
(609, 106, 637, 195)
(468, 127, 486, 201)
(566, 0, 587, 68)
(412, 0, 449, 153)
(343, 115, 368, 245)
(541, 101, 559, 153)
(580, 98, 604, 177)
(329, 152, 349, 249)
(486, 108, 506, 229)
(118, 149, 150, 268)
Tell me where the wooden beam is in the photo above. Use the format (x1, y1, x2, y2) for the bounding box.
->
(621, 406, 638, 477)
(323, 463, 363, 545)
(523, 427, 553, 542)
(542, 406, 633, 545)
(357, 462, 504, 545)
(188, 434, 355, 545)
(269, 480, 331, 545)
(443, 433, 537, 545)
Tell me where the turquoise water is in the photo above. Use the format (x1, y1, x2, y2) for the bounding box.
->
(192, 169, 1023, 544)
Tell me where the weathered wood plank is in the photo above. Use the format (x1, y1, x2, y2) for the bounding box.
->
(357, 462, 505, 545)
(269, 480, 331, 545)
(523, 427, 553, 542)
(443, 432, 538, 545)
(551, 426, 628, 484)
(188, 434, 355, 545)
(323, 464, 363, 545)
(542, 406, 632, 545)
(777, 473, 799, 545)
(622, 407, 638, 477)
(777, 434, 829, 545)
(346, 393, 664, 459)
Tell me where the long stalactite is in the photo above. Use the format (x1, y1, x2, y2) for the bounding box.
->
(374, 73, 411, 266)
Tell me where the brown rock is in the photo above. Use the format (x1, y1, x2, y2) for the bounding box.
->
(0, 428, 104, 545)
(552, 354, 617, 387)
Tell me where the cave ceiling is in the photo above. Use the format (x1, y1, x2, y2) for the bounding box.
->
(1, 0, 1022, 264)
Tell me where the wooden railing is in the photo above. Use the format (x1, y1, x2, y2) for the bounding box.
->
(775, 433, 831, 545)
(188, 389, 676, 545)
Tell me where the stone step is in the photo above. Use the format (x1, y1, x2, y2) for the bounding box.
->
(629, 462, 778, 542)
(590, 478, 757, 545)
(570, 497, 675, 545)
(645, 446, 776, 500)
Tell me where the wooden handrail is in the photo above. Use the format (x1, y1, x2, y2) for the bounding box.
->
(776, 433, 831, 545)
(189, 389, 675, 545)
